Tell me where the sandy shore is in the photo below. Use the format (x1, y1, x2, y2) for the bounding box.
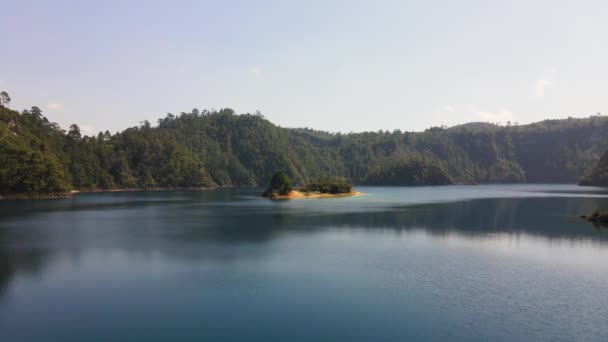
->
(270, 190, 363, 200)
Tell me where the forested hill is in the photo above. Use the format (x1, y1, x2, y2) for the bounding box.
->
(2, 104, 608, 196)
(580, 149, 608, 186)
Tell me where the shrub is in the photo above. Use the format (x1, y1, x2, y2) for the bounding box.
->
(262, 171, 293, 197)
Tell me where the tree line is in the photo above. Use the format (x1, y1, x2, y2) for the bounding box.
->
(2, 93, 608, 195)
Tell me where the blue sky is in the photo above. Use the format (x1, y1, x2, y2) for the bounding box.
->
(1, 0, 607, 135)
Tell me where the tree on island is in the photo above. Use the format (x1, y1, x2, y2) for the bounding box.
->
(262, 171, 293, 197)
(299, 176, 352, 194)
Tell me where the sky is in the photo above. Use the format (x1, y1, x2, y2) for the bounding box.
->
(1, 0, 608, 135)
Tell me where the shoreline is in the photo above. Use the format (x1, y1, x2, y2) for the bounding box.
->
(0, 192, 73, 200)
(0, 186, 223, 200)
(270, 190, 363, 200)
(71, 186, 220, 194)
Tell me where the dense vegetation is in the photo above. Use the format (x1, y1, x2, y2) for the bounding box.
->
(0, 106, 71, 195)
(263, 173, 353, 197)
(300, 177, 353, 194)
(580, 150, 608, 186)
(3, 93, 608, 196)
(362, 153, 452, 186)
(262, 171, 293, 197)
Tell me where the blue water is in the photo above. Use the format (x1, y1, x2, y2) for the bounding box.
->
(1, 185, 608, 341)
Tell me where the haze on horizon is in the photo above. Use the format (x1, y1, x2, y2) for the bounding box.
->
(2, 0, 607, 135)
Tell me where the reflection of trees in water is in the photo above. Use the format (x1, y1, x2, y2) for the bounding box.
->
(0, 188, 243, 221)
(286, 197, 608, 241)
(0, 249, 50, 297)
(2, 196, 608, 299)
(164, 196, 608, 244)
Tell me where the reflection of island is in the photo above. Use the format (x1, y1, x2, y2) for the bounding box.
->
(263, 171, 359, 199)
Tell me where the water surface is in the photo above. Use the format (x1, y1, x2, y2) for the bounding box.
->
(1, 185, 608, 341)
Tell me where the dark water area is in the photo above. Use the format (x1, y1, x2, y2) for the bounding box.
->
(1, 185, 608, 341)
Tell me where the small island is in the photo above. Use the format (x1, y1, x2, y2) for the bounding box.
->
(262, 171, 361, 199)
(579, 210, 608, 226)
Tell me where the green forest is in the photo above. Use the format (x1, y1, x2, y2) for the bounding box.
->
(580, 149, 608, 186)
(2, 95, 608, 196)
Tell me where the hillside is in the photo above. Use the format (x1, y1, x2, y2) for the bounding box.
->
(2, 105, 608, 196)
(0, 106, 71, 195)
(580, 149, 608, 186)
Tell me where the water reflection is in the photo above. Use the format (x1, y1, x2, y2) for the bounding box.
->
(301, 197, 608, 240)
(0, 249, 49, 296)
(1, 186, 608, 299)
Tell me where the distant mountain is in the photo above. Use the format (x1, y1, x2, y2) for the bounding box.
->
(448, 122, 501, 132)
(2, 104, 608, 196)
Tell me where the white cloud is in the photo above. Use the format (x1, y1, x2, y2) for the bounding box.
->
(442, 105, 455, 113)
(250, 67, 262, 77)
(476, 109, 513, 123)
(46, 103, 64, 110)
(534, 80, 552, 98)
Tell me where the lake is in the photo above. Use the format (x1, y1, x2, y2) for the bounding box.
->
(1, 184, 608, 341)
